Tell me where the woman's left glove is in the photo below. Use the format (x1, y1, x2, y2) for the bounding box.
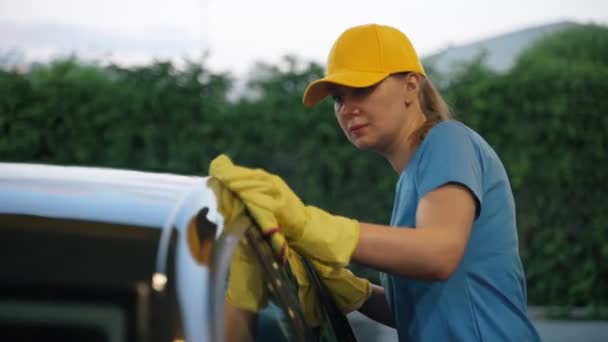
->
(287, 250, 371, 327)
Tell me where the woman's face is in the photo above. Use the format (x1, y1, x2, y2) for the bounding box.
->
(329, 75, 416, 154)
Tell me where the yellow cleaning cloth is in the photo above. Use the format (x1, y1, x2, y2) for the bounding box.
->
(209, 178, 268, 312)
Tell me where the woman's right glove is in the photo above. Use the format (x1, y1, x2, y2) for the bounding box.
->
(209, 161, 371, 326)
(209, 154, 360, 267)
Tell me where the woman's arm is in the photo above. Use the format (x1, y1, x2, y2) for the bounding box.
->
(352, 183, 477, 280)
(357, 284, 395, 328)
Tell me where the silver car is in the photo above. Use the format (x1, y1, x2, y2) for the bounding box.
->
(0, 163, 360, 342)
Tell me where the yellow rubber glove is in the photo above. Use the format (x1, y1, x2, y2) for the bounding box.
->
(211, 160, 290, 265)
(209, 178, 268, 312)
(210, 157, 371, 326)
(287, 252, 372, 327)
(209, 154, 360, 267)
(309, 259, 371, 315)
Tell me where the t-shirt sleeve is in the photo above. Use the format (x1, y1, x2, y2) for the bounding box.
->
(415, 122, 482, 214)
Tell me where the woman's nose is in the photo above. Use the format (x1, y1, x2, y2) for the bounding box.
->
(337, 96, 360, 118)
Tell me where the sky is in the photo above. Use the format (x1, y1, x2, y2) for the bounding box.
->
(0, 0, 607, 76)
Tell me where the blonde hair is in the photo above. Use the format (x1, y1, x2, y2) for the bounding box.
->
(396, 72, 453, 146)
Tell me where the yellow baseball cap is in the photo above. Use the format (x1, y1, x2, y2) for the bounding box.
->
(302, 24, 426, 107)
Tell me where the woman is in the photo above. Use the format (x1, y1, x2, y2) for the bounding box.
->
(308, 23, 542, 341)
(212, 23, 541, 341)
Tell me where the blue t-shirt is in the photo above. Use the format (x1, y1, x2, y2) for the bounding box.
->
(381, 120, 540, 341)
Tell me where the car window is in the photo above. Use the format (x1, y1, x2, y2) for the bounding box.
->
(0, 214, 166, 342)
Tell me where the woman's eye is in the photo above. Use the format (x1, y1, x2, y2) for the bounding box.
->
(353, 86, 373, 97)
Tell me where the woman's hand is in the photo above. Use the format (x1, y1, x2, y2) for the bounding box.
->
(209, 154, 361, 267)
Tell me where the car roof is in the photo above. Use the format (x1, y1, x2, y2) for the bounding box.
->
(0, 162, 214, 229)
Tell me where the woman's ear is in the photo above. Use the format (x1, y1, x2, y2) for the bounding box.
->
(403, 73, 420, 106)
(406, 73, 421, 92)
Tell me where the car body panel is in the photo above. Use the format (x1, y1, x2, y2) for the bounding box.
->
(0, 162, 358, 342)
(0, 163, 221, 230)
(0, 163, 220, 342)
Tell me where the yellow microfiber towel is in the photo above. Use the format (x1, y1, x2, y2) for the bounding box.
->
(209, 177, 268, 312)
(209, 155, 371, 326)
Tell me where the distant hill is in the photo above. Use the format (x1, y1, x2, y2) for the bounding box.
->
(422, 21, 581, 74)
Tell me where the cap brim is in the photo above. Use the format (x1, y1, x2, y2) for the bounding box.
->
(302, 71, 390, 107)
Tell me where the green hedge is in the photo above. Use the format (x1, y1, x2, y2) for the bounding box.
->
(1, 25, 606, 308)
(440, 24, 608, 307)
